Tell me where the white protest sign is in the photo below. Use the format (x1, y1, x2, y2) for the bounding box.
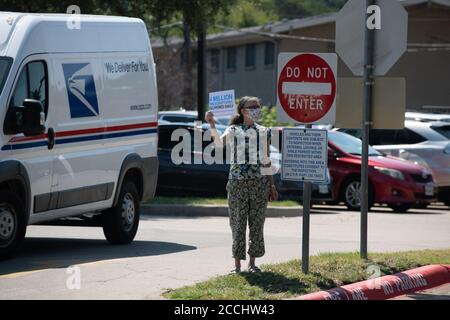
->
(208, 89, 236, 117)
(282, 128, 328, 183)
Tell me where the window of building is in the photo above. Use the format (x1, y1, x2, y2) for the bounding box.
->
(264, 42, 275, 66)
(226, 46, 236, 71)
(209, 49, 220, 73)
(245, 44, 256, 69)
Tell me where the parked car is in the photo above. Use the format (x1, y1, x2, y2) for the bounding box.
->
(159, 110, 232, 126)
(336, 120, 450, 205)
(326, 131, 437, 212)
(158, 110, 198, 123)
(156, 123, 332, 201)
(216, 116, 232, 126)
(405, 111, 450, 123)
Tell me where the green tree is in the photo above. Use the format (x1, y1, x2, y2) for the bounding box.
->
(215, 0, 278, 29)
(273, 0, 346, 19)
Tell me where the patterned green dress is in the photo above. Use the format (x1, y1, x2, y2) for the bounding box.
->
(224, 123, 271, 260)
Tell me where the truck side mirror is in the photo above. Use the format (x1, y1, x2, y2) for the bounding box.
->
(20, 99, 45, 136)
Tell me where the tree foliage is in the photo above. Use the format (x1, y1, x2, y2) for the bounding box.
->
(273, 0, 347, 19)
(0, 0, 236, 36)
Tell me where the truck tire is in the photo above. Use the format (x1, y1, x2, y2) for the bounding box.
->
(0, 190, 26, 259)
(102, 181, 140, 244)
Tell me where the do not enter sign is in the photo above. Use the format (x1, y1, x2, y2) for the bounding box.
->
(277, 53, 337, 124)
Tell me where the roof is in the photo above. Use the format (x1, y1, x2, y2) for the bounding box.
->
(153, 0, 450, 48)
(0, 13, 150, 58)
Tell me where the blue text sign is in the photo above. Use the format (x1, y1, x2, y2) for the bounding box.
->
(209, 89, 235, 117)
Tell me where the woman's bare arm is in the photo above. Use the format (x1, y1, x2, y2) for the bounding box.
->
(205, 111, 227, 147)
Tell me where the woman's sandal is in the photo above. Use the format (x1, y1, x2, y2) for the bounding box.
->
(248, 265, 261, 273)
(229, 268, 241, 274)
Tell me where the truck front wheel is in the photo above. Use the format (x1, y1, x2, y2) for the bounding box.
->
(0, 191, 26, 259)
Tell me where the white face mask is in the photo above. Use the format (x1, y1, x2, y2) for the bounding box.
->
(247, 108, 261, 122)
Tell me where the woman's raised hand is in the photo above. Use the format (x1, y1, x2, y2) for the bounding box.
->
(205, 111, 215, 124)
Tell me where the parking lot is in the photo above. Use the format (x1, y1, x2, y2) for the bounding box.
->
(1, 204, 449, 300)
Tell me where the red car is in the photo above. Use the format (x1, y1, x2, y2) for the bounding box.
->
(327, 131, 437, 212)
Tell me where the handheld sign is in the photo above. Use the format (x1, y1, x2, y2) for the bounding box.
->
(282, 128, 328, 183)
(208, 89, 236, 117)
(277, 53, 337, 125)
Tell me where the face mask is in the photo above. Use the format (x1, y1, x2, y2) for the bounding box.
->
(247, 108, 261, 122)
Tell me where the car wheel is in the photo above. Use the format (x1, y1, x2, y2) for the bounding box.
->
(389, 204, 412, 213)
(342, 177, 374, 211)
(0, 191, 26, 259)
(102, 181, 140, 244)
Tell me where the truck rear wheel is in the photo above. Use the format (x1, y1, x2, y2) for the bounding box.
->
(102, 181, 140, 244)
(0, 191, 26, 259)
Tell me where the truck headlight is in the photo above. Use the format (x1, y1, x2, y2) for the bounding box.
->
(374, 166, 405, 180)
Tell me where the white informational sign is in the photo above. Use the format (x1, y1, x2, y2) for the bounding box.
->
(208, 89, 236, 117)
(277, 53, 337, 125)
(281, 128, 328, 183)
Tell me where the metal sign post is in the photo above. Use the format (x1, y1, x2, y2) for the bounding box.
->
(281, 127, 328, 274)
(302, 124, 312, 273)
(360, 0, 376, 260)
(336, 0, 407, 260)
(277, 53, 336, 274)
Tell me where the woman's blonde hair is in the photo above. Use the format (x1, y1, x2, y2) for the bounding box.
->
(229, 96, 261, 125)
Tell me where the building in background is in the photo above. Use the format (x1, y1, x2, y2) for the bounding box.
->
(153, 0, 450, 112)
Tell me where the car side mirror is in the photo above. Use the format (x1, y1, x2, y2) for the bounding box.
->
(19, 99, 45, 136)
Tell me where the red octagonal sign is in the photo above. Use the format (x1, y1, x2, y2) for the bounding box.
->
(277, 53, 337, 124)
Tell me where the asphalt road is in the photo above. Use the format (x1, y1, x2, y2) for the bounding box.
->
(0, 204, 449, 300)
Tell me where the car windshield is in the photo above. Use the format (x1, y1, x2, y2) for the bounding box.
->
(431, 125, 450, 140)
(0, 57, 12, 96)
(328, 131, 382, 156)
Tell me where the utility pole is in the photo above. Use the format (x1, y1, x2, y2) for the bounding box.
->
(197, 21, 206, 121)
(183, 17, 194, 109)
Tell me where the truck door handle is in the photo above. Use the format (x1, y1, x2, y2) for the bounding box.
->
(47, 128, 55, 150)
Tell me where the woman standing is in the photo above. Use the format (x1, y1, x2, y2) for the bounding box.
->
(205, 96, 278, 273)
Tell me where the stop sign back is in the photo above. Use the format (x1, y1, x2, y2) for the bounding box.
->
(277, 53, 337, 124)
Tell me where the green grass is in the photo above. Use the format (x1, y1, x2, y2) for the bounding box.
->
(147, 196, 300, 207)
(162, 249, 450, 300)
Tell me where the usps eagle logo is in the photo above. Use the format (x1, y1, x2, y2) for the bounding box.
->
(62, 63, 99, 118)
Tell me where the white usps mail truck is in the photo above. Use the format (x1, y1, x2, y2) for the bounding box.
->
(0, 13, 158, 257)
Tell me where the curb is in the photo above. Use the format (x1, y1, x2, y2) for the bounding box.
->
(141, 204, 302, 217)
(295, 264, 450, 300)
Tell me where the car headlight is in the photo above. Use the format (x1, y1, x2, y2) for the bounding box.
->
(374, 166, 405, 180)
